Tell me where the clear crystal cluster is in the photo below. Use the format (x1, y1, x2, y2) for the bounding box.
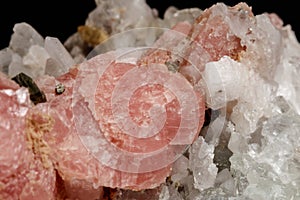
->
(1, 0, 300, 199)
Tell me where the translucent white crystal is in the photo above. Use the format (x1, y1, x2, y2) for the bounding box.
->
(204, 110, 226, 146)
(178, 175, 199, 200)
(22, 45, 50, 78)
(170, 155, 189, 183)
(274, 26, 300, 115)
(70, 46, 86, 64)
(246, 14, 283, 79)
(63, 33, 87, 63)
(188, 136, 218, 191)
(0, 48, 13, 73)
(216, 58, 277, 135)
(163, 6, 203, 28)
(159, 185, 184, 200)
(227, 121, 248, 154)
(159, 185, 170, 200)
(1, 1, 300, 199)
(223, 10, 283, 80)
(229, 110, 300, 199)
(215, 169, 235, 196)
(190, 188, 229, 200)
(9, 22, 44, 56)
(65, 0, 164, 61)
(200, 56, 246, 110)
(44, 36, 75, 77)
(8, 54, 25, 78)
(87, 0, 161, 34)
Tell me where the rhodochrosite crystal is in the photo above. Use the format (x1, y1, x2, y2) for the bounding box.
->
(0, 72, 56, 200)
(1, 1, 300, 199)
(33, 49, 205, 195)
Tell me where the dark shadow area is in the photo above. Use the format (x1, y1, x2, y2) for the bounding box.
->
(1, 0, 299, 49)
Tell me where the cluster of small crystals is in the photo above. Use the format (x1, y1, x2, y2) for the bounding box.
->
(198, 9, 300, 200)
(1, 0, 300, 199)
(0, 23, 75, 79)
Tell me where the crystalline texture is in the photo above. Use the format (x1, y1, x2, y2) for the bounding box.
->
(188, 136, 218, 191)
(170, 155, 189, 183)
(163, 6, 203, 28)
(5, 23, 76, 80)
(1, 1, 300, 199)
(0, 80, 56, 200)
(274, 26, 300, 115)
(22, 45, 50, 78)
(44, 36, 75, 77)
(90, 0, 160, 34)
(230, 111, 300, 199)
(159, 185, 184, 200)
(9, 22, 44, 56)
(200, 56, 246, 109)
(0, 48, 13, 74)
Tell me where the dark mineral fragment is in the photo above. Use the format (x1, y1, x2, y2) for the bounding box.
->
(11, 72, 47, 104)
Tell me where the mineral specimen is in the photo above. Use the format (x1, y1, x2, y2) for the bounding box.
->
(0, 72, 56, 200)
(11, 72, 47, 104)
(1, 1, 300, 200)
(44, 36, 75, 77)
(4, 22, 75, 79)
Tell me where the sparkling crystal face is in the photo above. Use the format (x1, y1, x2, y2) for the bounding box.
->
(1, 1, 300, 199)
(72, 45, 205, 174)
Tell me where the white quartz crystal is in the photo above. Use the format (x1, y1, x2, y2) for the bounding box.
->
(65, 0, 168, 60)
(8, 53, 24, 78)
(170, 155, 189, 184)
(22, 45, 50, 78)
(1, 1, 300, 199)
(215, 169, 235, 196)
(0, 48, 13, 73)
(229, 110, 300, 199)
(44, 36, 75, 77)
(63, 33, 87, 64)
(163, 6, 203, 28)
(188, 136, 218, 191)
(4, 23, 76, 79)
(90, 0, 161, 34)
(159, 185, 184, 200)
(200, 56, 246, 109)
(9, 22, 44, 56)
(274, 26, 300, 115)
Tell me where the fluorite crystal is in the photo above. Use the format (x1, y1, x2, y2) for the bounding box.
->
(1, 1, 300, 200)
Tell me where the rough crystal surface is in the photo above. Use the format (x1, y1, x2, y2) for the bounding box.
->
(163, 6, 203, 28)
(4, 22, 75, 79)
(189, 136, 218, 191)
(1, 1, 300, 199)
(9, 22, 44, 56)
(90, 0, 161, 34)
(0, 77, 56, 200)
(0, 48, 12, 73)
(44, 36, 75, 77)
(230, 110, 300, 199)
(22, 45, 50, 78)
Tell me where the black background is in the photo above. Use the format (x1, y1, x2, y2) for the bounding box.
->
(1, 0, 299, 49)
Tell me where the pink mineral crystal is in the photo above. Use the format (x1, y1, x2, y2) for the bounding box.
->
(0, 72, 56, 200)
(138, 3, 249, 85)
(33, 48, 204, 194)
(0, 71, 19, 90)
(2, 1, 297, 199)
